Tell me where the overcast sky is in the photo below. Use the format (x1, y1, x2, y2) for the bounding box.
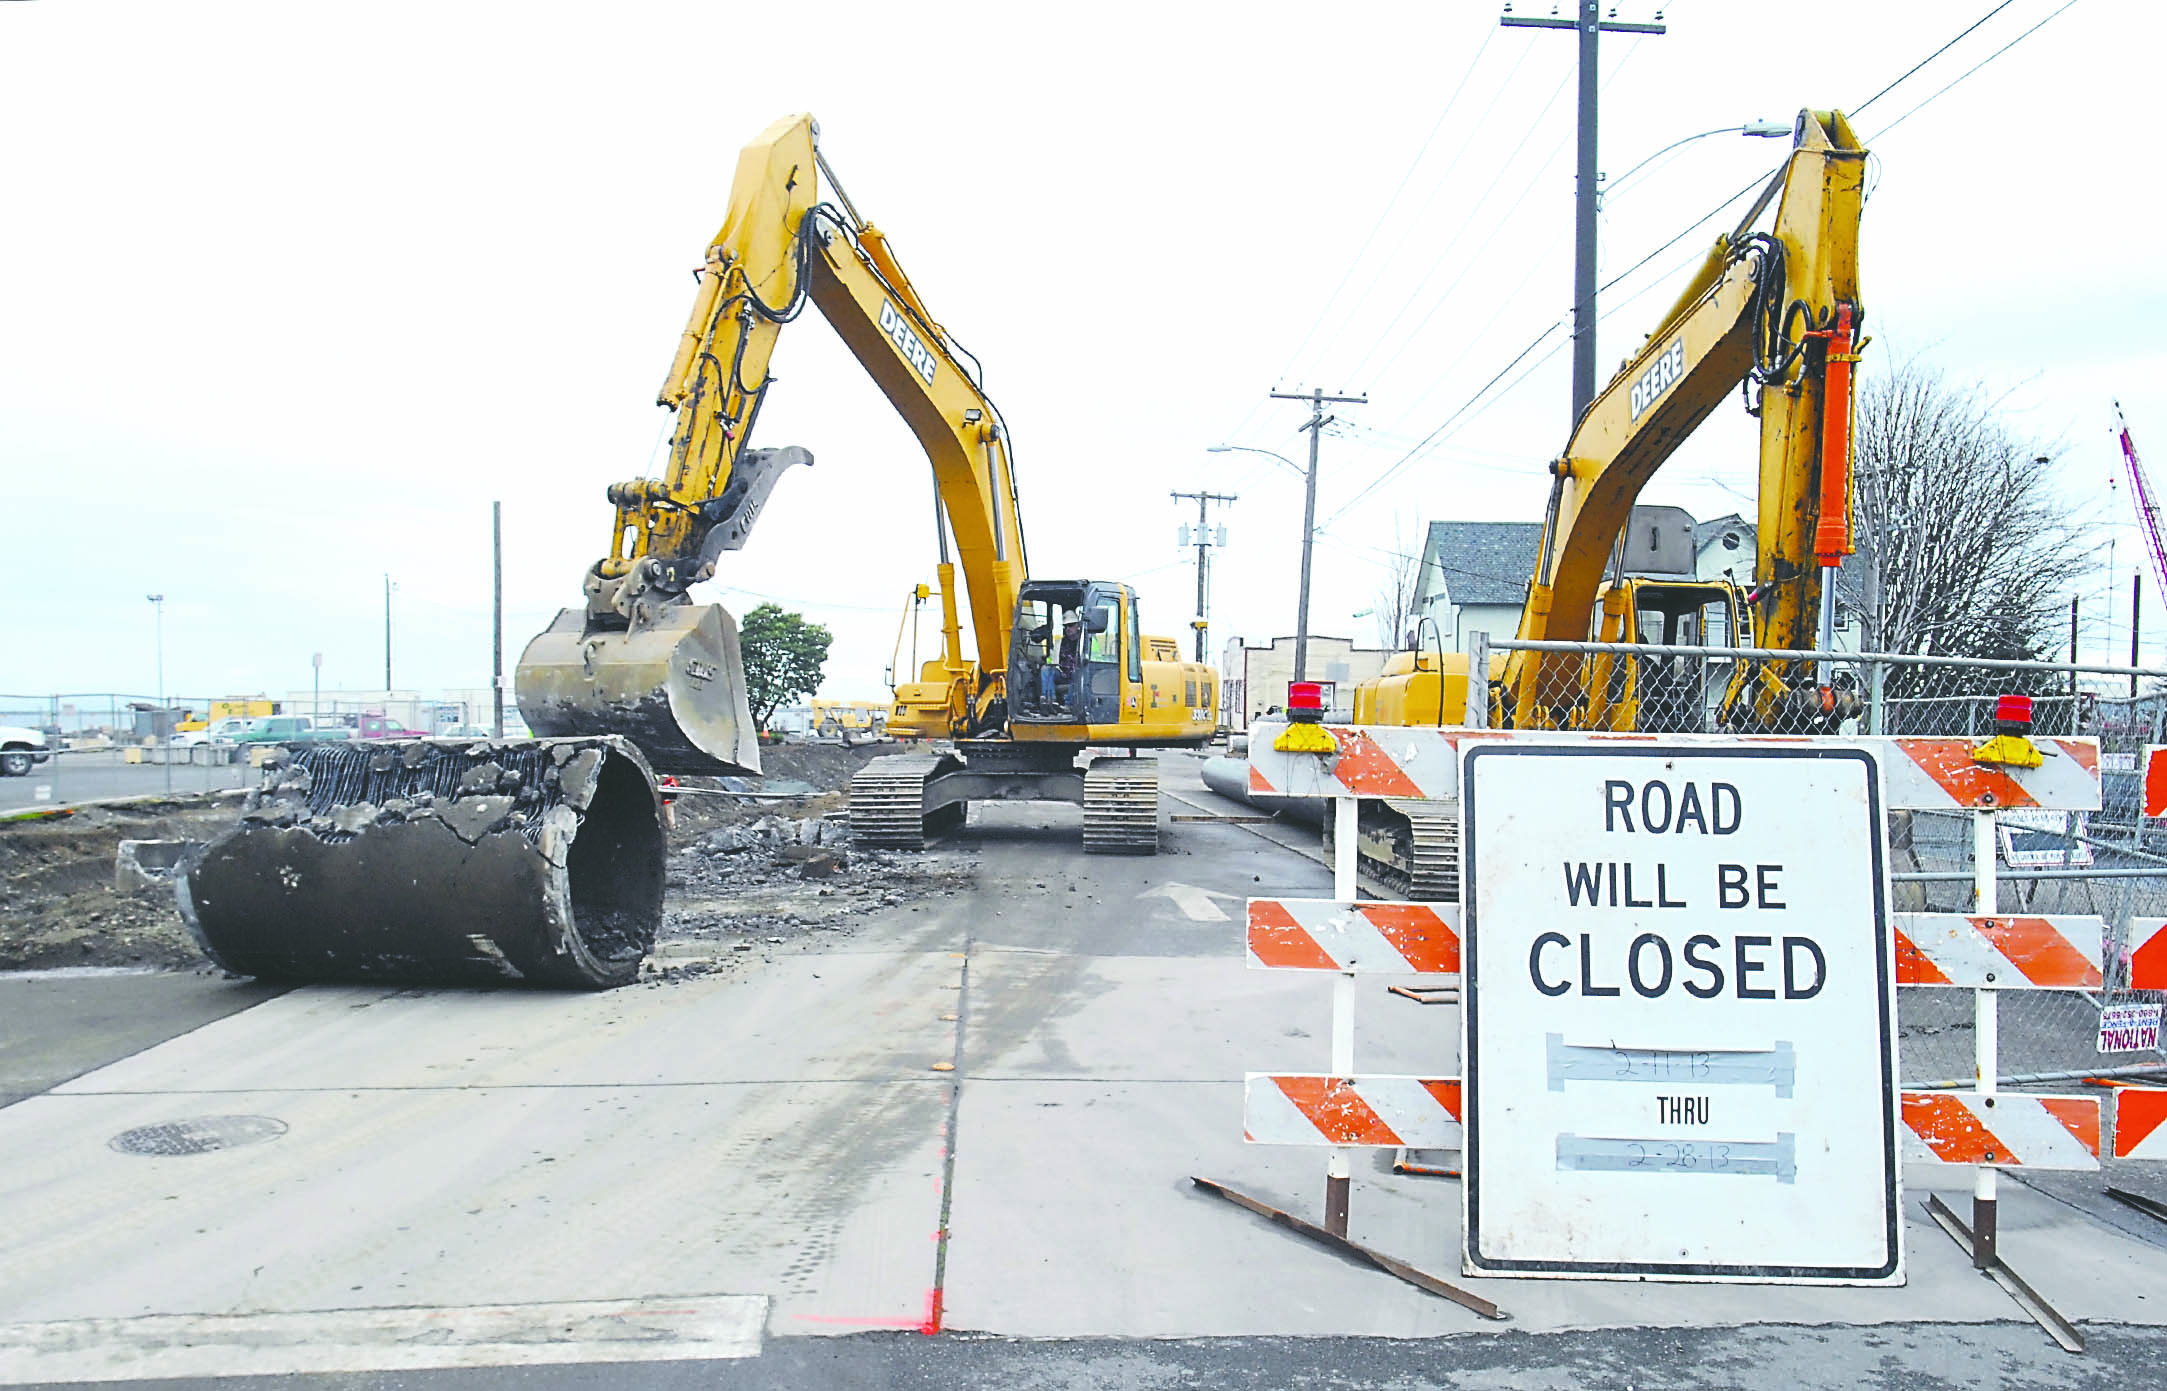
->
(4, 0, 2159, 709)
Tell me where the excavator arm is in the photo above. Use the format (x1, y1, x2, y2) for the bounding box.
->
(519, 113, 1026, 770)
(1507, 108, 1866, 727)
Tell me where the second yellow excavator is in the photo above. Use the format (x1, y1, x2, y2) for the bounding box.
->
(1344, 108, 1870, 895)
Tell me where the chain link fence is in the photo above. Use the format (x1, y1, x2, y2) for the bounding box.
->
(0, 693, 219, 743)
(1463, 635, 2167, 1127)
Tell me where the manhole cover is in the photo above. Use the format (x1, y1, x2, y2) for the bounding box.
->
(108, 1115, 288, 1157)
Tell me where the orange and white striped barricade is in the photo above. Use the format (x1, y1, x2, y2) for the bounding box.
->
(1243, 1075, 1464, 1149)
(2116, 1088, 2167, 1162)
(1248, 727, 2102, 812)
(2126, 917, 2167, 991)
(1900, 1091, 2102, 1170)
(1246, 898, 1461, 975)
(1893, 915, 2104, 989)
(1200, 714, 1500, 1315)
(1238, 894, 1462, 1236)
(2099, 920, 2167, 1093)
(1878, 731, 2101, 1289)
(2143, 745, 2167, 818)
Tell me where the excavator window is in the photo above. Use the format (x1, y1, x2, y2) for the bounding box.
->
(1083, 612, 1118, 665)
(1628, 586, 1729, 733)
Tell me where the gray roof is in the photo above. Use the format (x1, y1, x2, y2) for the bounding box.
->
(1694, 513, 1752, 550)
(1424, 521, 1543, 607)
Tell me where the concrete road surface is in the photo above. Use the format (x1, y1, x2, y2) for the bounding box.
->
(4, 752, 2167, 1388)
(0, 750, 251, 812)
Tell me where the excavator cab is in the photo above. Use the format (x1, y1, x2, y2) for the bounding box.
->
(1008, 580, 1129, 727)
(1588, 578, 1753, 733)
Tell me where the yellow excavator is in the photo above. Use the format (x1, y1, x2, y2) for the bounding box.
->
(182, 114, 1212, 987)
(1344, 107, 1868, 896)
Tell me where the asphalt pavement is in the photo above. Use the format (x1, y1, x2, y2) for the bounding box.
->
(0, 750, 251, 812)
(5, 752, 2167, 1388)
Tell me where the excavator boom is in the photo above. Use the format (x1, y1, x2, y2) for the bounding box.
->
(517, 114, 1027, 773)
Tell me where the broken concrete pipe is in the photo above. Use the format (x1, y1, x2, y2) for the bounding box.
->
(179, 737, 665, 988)
(114, 839, 207, 895)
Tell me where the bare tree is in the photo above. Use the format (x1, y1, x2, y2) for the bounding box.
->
(1372, 522, 1424, 648)
(1852, 362, 2086, 663)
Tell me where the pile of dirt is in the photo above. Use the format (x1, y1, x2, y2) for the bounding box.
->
(665, 740, 890, 840)
(642, 811, 973, 984)
(0, 798, 239, 972)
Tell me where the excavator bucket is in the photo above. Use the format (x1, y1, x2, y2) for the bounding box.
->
(180, 737, 664, 988)
(515, 603, 762, 776)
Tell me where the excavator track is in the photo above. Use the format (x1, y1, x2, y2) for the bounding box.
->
(849, 753, 958, 849)
(1082, 756, 1159, 855)
(1325, 797, 1460, 902)
(1387, 797, 1460, 902)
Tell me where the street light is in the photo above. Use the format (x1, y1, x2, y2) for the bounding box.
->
(1210, 443, 1318, 680)
(1602, 120, 1793, 204)
(1207, 442, 1304, 477)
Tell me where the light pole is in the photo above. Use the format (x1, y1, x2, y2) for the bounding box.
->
(383, 573, 396, 693)
(1210, 442, 1321, 680)
(146, 593, 168, 791)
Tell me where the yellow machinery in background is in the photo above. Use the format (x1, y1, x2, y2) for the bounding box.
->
(886, 580, 970, 740)
(1346, 108, 1869, 896)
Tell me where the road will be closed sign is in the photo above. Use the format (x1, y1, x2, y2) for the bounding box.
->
(1462, 742, 1901, 1283)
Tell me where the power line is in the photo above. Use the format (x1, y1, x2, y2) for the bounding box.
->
(1295, 38, 1541, 382)
(1273, 1, 2083, 535)
(1849, 1, 2015, 117)
(1322, 323, 1562, 524)
(1267, 25, 1501, 385)
(1338, 56, 1576, 387)
(1220, 23, 1522, 447)
(1364, 32, 1656, 429)
(1866, 1, 2081, 141)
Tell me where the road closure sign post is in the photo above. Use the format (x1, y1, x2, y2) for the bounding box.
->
(1463, 742, 1901, 1283)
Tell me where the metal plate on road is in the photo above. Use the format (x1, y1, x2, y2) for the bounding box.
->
(1462, 743, 1901, 1284)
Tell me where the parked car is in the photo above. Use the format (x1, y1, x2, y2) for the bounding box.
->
(353, 714, 426, 739)
(234, 716, 324, 744)
(439, 724, 492, 738)
(0, 724, 51, 777)
(171, 716, 251, 747)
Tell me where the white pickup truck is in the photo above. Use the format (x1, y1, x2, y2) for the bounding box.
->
(1, 725, 51, 777)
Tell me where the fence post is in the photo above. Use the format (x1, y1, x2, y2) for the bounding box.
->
(1972, 807, 2000, 1268)
(1326, 795, 1359, 1235)
(1867, 658, 1886, 735)
(1467, 631, 1490, 730)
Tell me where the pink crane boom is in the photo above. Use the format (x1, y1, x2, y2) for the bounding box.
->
(2117, 401, 2167, 602)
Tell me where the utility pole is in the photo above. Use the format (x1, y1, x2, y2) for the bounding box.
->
(383, 573, 395, 693)
(146, 593, 168, 793)
(492, 502, 506, 737)
(1270, 387, 1368, 682)
(1502, 2, 1666, 424)
(1171, 490, 1238, 663)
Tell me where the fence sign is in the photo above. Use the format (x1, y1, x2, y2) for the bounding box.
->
(1995, 808, 2094, 869)
(1461, 742, 1901, 1283)
(2100, 1004, 2163, 1054)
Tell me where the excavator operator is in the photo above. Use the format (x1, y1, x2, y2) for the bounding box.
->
(1022, 611, 1083, 711)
